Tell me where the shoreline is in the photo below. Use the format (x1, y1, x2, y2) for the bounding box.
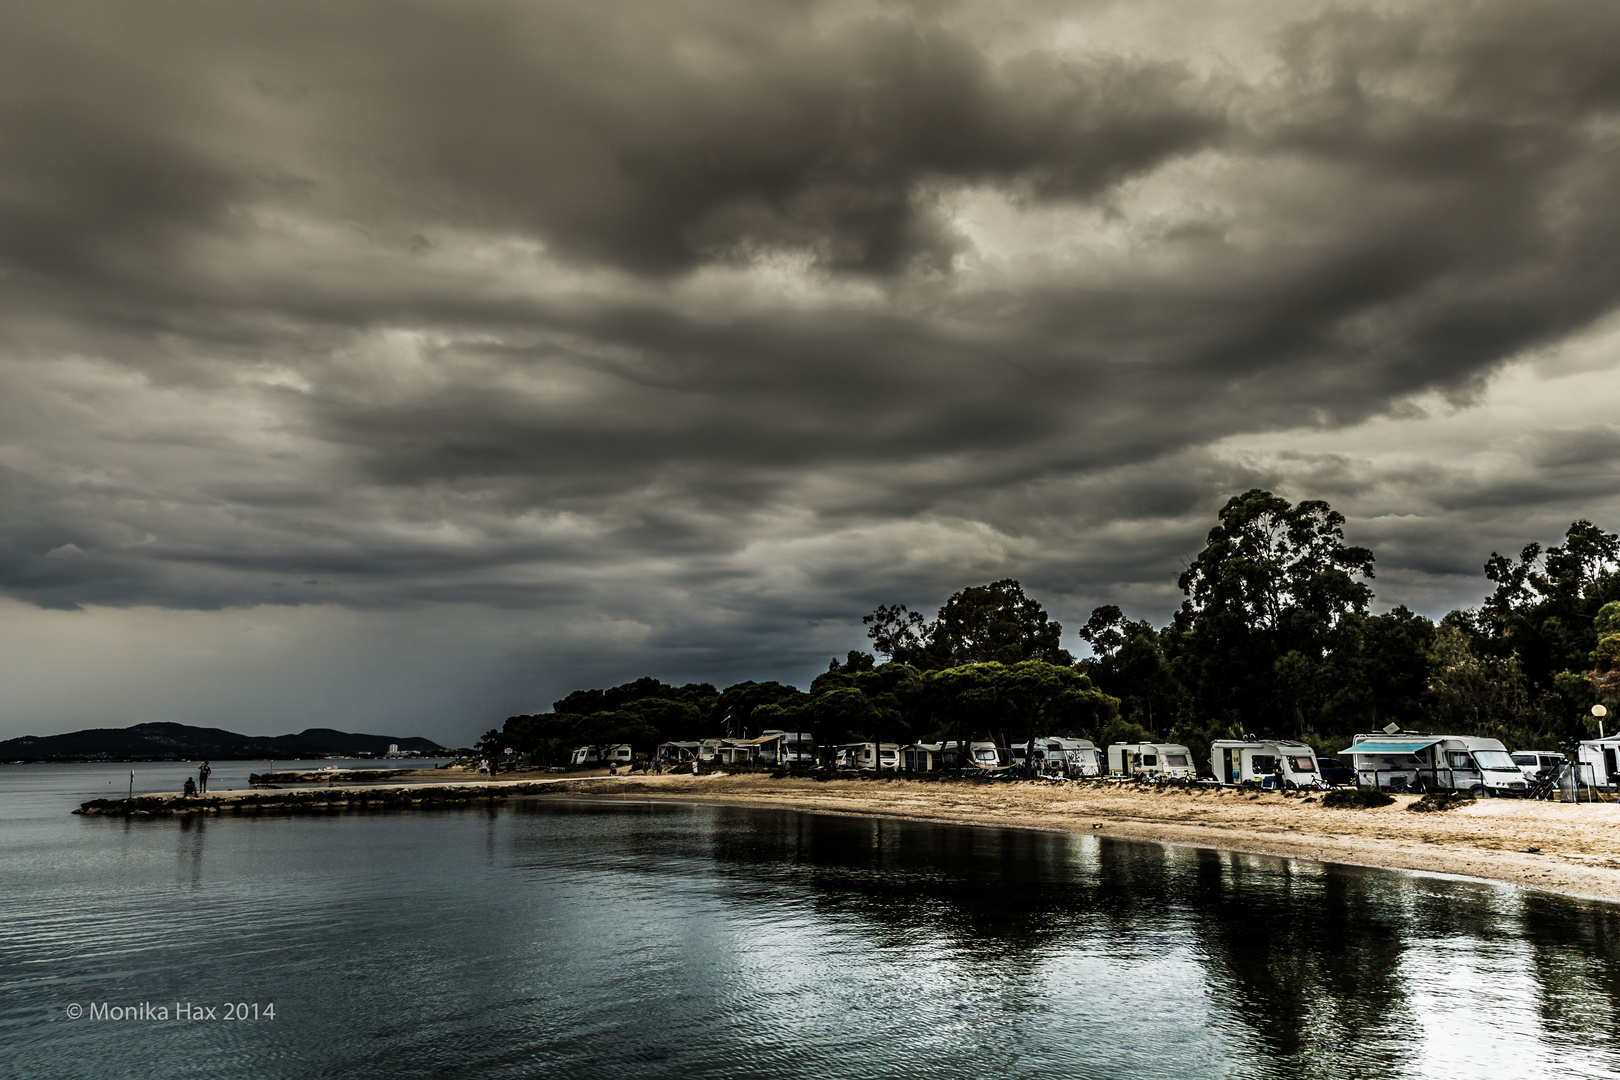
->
(540, 774, 1620, 905)
(73, 769, 1620, 904)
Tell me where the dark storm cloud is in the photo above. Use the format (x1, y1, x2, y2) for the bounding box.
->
(2, 0, 1620, 727)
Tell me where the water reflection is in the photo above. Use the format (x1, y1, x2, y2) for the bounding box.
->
(511, 800, 1620, 1078)
(7, 786, 1619, 1080)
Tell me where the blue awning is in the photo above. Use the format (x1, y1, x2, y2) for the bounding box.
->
(1340, 738, 1441, 756)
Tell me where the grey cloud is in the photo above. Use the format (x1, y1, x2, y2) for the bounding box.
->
(3, 0, 1620, 736)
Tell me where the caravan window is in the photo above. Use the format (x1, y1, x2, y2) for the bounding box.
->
(1512, 754, 1538, 767)
(1141, 755, 1158, 767)
(1447, 751, 1476, 770)
(1290, 757, 1314, 772)
(1251, 755, 1277, 774)
(1164, 754, 1189, 767)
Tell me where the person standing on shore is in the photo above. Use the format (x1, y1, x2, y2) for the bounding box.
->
(1272, 761, 1286, 795)
(198, 761, 211, 794)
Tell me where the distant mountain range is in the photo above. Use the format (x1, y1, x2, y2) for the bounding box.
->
(0, 722, 452, 762)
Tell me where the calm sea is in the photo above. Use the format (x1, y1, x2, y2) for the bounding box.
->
(2, 762, 1617, 1080)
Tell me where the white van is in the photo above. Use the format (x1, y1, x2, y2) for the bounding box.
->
(1210, 740, 1323, 789)
(1107, 742, 1196, 779)
(1511, 750, 1568, 782)
(1342, 734, 1525, 795)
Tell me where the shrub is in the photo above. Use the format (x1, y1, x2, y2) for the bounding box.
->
(1321, 788, 1395, 809)
(1408, 792, 1476, 813)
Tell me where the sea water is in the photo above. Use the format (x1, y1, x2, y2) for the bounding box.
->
(2, 763, 1617, 1080)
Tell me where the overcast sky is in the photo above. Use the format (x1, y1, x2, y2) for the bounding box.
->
(3, 0, 1619, 744)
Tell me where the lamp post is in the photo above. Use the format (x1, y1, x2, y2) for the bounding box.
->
(1595, 703, 1608, 740)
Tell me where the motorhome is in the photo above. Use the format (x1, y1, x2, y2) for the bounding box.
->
(1577, 737, 1620, 788)
(1341, 733, 1526, 795)
(1210, 739, 1323, 789)
(1010, 737, 1104, 777)
(1107, 742, 1197, 779)
(836, 742, 900, 771)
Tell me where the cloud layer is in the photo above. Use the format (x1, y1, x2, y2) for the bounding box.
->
(3, 0, 1620, 738)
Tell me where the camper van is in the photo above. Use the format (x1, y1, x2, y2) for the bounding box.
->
(1010, 737, 1104, 777)
(1210, 739, 1323, 789)
(1577, 738, 1620, 788)
(1342, 733, 1525, 795)
(1108, 742, 1197, 779)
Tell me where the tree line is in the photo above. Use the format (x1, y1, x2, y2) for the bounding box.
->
(482, 490, 1620, 770)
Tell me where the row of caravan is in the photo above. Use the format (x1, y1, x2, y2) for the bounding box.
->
(602, 729, 1616, 793)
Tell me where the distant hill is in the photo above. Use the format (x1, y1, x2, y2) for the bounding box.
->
(0, 722, 450, 762)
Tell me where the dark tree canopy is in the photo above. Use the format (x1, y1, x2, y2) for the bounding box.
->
(481, 494, 1618, 773)
(1169, 490, 1376, 737)
(863, 579, 1072, 670)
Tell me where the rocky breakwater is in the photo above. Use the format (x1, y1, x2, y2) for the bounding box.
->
(74, 780, 563, 817)
(247, 768, 422, 785)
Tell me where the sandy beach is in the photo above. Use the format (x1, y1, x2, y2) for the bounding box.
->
(78, 766, 1620, 903)
(532, 772, 1620, 904)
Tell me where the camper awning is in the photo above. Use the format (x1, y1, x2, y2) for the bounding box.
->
(1339, 738, 1441, 756)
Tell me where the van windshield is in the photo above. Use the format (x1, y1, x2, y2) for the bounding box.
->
(1473, 751, 1517, 771)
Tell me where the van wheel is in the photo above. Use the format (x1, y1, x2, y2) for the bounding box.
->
(1469, 785, 1485, 797)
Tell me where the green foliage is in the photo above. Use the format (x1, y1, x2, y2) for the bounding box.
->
(1077, 606, 1177, 733)
(480, 501, 1619, 772)
(864, 579, 1072, 670)
(1477, 519, 1620, 744)
(1321, 788, 1395, 809)
(1168, 490, 1378, 738)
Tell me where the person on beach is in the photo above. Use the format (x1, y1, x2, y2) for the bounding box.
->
(198, 761, 211, 793)
(1273, 761, 1286, 795)
(183, 777, 197, 797)
(478, 758, 489, 775)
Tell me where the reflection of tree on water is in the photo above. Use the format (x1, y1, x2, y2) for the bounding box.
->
(507, 800, 1620, 1076)
(1180, 851, 1413, 1079)
(1519, 892, 1620, 1053)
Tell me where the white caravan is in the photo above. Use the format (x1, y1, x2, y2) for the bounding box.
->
(1010, 737, 1104, 777)
(1341, 734, 1526, 795)
(569, 743, 632, 767)
(968, 741, 1005, 768)
(759, 730, 816, 766)
(1108, 742, 1197, 779)
(836, 742, 900, 771)
(1577, 737, 1620, 788)
(1210, 739, 1323, 790)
